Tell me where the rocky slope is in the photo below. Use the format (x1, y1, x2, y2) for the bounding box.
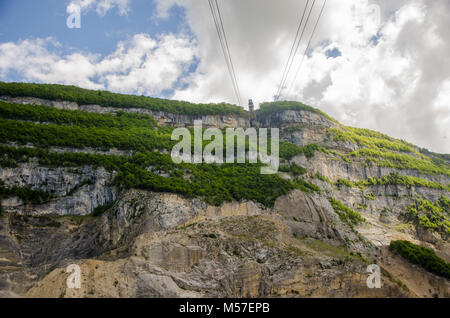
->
(0, 83, 448, 298)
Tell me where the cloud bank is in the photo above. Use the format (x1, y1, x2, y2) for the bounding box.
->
(154, 0, 450, 154)
(0, 34, 198, 96)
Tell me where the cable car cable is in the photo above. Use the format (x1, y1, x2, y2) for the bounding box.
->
(275, 0, 311, 101)
(208, 0, 242, 106)
(285, 0, 327, 100)
(277, 0, 317, 100)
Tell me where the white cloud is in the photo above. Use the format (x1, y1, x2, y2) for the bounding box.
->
(153, 0, 450, 154)
(0, 34, 198, 96)
(67, 0, 131, 16)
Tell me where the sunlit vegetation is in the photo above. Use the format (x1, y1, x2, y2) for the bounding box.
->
(327, 126, 450, 177)
(0, 101, 157, 128)
(329, 198, 365, 227)
(0, 83, 447, 212)
(279, 163, 307, 176)
(335, 173, 450, 191)
(419, 148, 450, 164)
(294, 178, 321, 194)
(406, 198, 450, 235)
(390, 240, 450, 279)
(348, 148, 450, 176)
(313, 172, 333, 184)
(0, 81, 245, 116)
(279, 141, 321, 160)
(0, 118, 174, 152)
(329, 127, 415, 153)
(0, 102, 322, 161)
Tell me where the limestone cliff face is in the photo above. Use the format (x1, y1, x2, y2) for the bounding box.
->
(255, 109, 340, 147)
(0, 96, 249, 129)
(8, 190, 412, 298)
(0, 161, 117, 216)
(0, 96, 449, 298)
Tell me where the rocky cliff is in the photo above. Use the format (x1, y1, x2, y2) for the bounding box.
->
(0, 84, 448, 298)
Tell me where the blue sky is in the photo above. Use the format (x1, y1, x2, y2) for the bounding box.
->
(0, 0, 449, 153)
(0, 0, 186, 55)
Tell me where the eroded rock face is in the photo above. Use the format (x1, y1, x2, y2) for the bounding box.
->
(0, 97, 448, 298)
(0, 162, 117, 216)
(24, 214, 409, 298)
(255, 110, 340, 147)
(293, 152, 450, 185)
(1, 187, 448, 298)
(0, 96, 249, 129)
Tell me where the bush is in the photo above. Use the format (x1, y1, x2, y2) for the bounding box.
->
(0, 81, 245, 116)
(0, 101, 157, 129)
(335, 173, 450, 191)
(279, 163, 307, 176)
(329, 198, 365, 227)
(92, 203, 114, 217)
(406, 199, 449, 235)
(390, 240, 450, 279)
(0, 183, 53, 205)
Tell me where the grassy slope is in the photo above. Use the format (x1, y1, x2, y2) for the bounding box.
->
(0, 82, 449, 206)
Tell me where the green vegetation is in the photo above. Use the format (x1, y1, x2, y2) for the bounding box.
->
(328, 127, 450, 177)
(0, 118, 173, 152)
(390, 240, 450, 279)
(0, 143, 325, 207)
(335, 178, 355, 188)
(92, 203, 114, 217)
(329, 198, 365, 227)
(0, 144, 128, 170)
(419, 148, 450, 164)
(329, 127, 415, 153)
(0, 102, 321, 162)
(279, 163, 307, 176)
(440, 196, 450, 209)
(0, 83, 447, 211)
(406, 198, 450, 235)
(0, 81, 245, 116)
(0, 180, 53, 205)
(279, 141, 321, 160)
(0, 145, 299, 207)
(0, 101, 157, 128)
(300, 238, 351, 259)
(313, 172, 332, 184)
(349, 148, 450, 176)
(293, 178, 321, 194)
(335, 173, 450, 191)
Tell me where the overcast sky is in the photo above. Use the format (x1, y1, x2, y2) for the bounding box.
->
(0, 0, 448, 153)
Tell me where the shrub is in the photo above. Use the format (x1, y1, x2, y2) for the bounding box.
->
(329, 198, 365, 227)
(279, 163, 307, 176)
(0, 81, 244, 116)
(390, 240, 450, 279)
(92, 203, 114, 217)
(406, 199, 449, 235)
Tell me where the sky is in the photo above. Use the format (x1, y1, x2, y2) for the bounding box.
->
(0, 0, 449, 154)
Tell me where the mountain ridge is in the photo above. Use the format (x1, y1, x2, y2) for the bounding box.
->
(0, 82, 448, 298)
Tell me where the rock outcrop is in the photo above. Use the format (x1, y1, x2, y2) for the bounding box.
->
(0, 94, 448, 298)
